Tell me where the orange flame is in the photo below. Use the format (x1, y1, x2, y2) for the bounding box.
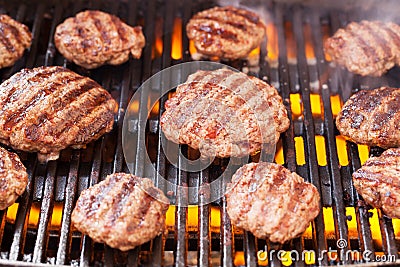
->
(266, 23, 278, 62)
(171, 18, 183, 60)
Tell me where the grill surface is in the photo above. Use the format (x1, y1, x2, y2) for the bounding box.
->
(0, 0, 399, 266)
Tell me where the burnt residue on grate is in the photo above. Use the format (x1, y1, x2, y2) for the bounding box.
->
(0, 0, 399, 266)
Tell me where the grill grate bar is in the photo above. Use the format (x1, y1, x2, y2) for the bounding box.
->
(243, 232, 257, 266)
(56, 151, 80, 265)
(308, 7, 354, 264)
(25, 3, 46, 69)
(198, 170, 210, 266)
(32, 161, 57, 263)
(328, 11, 376, 259)
(379, 213, 398, 259)
(44, 1, 65, 67)
(291, 6, 330, 265)
(221, 195, 233, 267)
(9, 157, 38, 261)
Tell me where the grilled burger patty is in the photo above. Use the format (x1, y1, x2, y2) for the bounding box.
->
(0, 66, 118, 162)
(324, 20, 400, 76)
(353, 148, 400, 219)
(0, 14, 32, 69)
(71, 173, 170, 251)
(54, 10, 145, 69)
(186, 6, 265, 60)
(225, 162, 320, 243)
(336, 87, 400, 149)
(0, 147, 28, 210)
(160, 69, 289, 158)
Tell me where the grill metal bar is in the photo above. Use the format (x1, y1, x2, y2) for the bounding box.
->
(198, 170, 211, 266)
(291, 7, 330, 266)
(56, 152, 80, 265)
(9, 158, 38, 261)
(328, 11, 377, 260)
(221, 195, 233, 267)
(307, 7, 353, 264)
(32, 161, 56, 263)
(0, 1, 398, 266)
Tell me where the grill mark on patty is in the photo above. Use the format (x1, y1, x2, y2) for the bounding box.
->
(71, 105, 114, 144)
(110, 15, 128, 44)
(42, 78, 100, 127)
(108, 177, 137, 225)
(2, 70, 84, 132)
(1, 21, 23, 53)
(194, 24, 238, 43)
(52, 91, 110, 139)
(348, 24, 379, 60)
(0, 24, 15, 53)
(84, 180, 115, 219)
(381, 23, 400, 51)
(361, 22, 392, 59)
(222, 7, 260, 24)
(90, 13, 111, 46)
(371, 91, 400, 131)
(127, 192, 154, 233)
(194, 15, 249, 32)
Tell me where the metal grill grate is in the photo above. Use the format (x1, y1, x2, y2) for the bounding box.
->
(0, 0, 399, 266)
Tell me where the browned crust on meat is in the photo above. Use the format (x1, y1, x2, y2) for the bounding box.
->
(160, 69, 289, 158)
(225, 162, 320, 243)
(71, 173, 169, 251)
(352, 148, 400, 218)
(0, 147, 28, 210)
(54, 10, 145, 69)
(186, 6, 266, 60)
(0, 14, 32, 69)
(336, 87, 400, 149)
(324, 20, 400, 76)
(0, 66, 118, 161)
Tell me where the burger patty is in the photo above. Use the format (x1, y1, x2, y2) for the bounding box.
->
(225, 162, 320, 243)
(160, 69, 290, 158)
(186, 6, 265, 60)
(336, 87, 400, 149)
(0, 66, 118, 162)
(0, 147, 28, 210)
(0, 14, 32, 69)
(324, 20, 400, 76)
(71, 173, 170, 251)
(353, 148, 400, 219)
(54, 10, 145, 69)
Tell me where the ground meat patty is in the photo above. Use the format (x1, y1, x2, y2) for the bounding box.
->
(0, 14, 32, 69)
(353, 148, 400, 219)
(0, 147, 28, 210)
(54, 10, 145, 69)
(0, 66, 118, 162)
(336, 87, 400, 149)
(71, 173, 170, 251)
(186, 6, 265, 60)
(324, 20, 400, 76)
(225, 162, 320, 243)
(160, 69, 290, 158)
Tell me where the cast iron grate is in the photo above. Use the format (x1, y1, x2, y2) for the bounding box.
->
(0, 0, 399, 266)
